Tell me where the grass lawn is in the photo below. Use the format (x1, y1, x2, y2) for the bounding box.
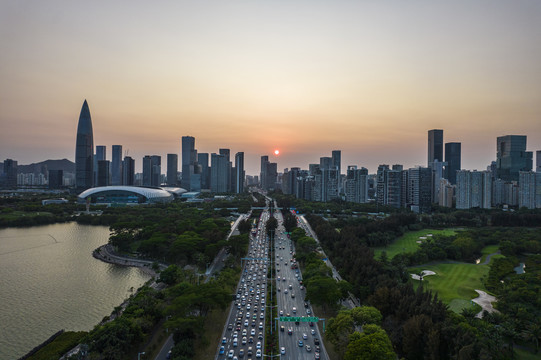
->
(479, 244, 501, 263)
(515, 348, 540, 360)
(374, 229, 459, 259)
(409, 262, 490, 313)
(0, 210, 54, 220)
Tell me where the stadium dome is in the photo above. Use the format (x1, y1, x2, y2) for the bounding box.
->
(78, 186, 176, 204)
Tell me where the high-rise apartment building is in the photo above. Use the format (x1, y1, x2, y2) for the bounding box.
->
(445, 142, 461, 184)
(438, 178, 454, 208)
(496, 135, 533, 181)
(260, 156, 269, 189)
(345, 166, 369, 203)
(456, 170, 492, 209)
(319, 157, 332, 170)
(518, 171, 541, 209)
(167, 154, 178, 186)
(123, 156, 135, 186)
(428, 129, 444, 165)
(111, 145, 123, 185)
(75, 100, 94, 191)
(406, 167, 432, 213)
(181, 136, 196, 190)
(537, 150, 541, 173)
(235, 152, 245, 193)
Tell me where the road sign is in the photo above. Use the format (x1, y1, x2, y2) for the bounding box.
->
(279, 316, 319, 322)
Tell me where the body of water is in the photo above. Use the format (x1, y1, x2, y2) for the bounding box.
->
(0, 223, 151, 359)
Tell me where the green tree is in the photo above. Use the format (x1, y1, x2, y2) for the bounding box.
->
(344, 325, 396, 360)
(350, 306, 382, 326)
(306, 276, 341, 310)
(326, 310, 355, 356)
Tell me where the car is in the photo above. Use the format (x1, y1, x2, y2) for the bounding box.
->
(249, 336, 254, 343)
(288, 328, 293, 335)
(259, 322, 263, 329)
(256, 341, 262, 349)
(260, 313, 264, 319)
(279, 310, 284, 316)
(298, 340, 304, 347)
(219, 346, 225, 355)
(222, 337, 227, 344)
(244, 320, 249, 327)
(242, 336, 247, 345)
(303, 333, 308, 340)
(314, 338, 320, 345)
(315, 352, 321, 359)
(280, 325, 285, 332)
(242, 329, 247, 336)
(239, 349, 245, 357)
(280, 347, 286, 355)
(291, 293, 295, 298)
(309, 322, 314, 327)
(228, 323, 233, 330)
(228, 349, 234, 358)
(306, 345, 312, 352)
(233, 339, 238, 347)
(311, 329, 316, 335)
(258, 332, 263, 340)
(284, 289, 288, 294)
(304, 302, 309, 308)
(307, 308, 311, 314)
(256, 349, 262, 358)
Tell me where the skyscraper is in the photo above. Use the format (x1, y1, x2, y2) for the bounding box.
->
(211, 153, 228, 193)
(75, 100, 94, 191)
(537, 150, 541, 173)
(181, 136, 196, 190)
(94, 145, 106, 185)
(97, 160, 110, 187)
(428, 129, 444, 165)
(235, 152, 245, 193)
(220, 149, 232, 191)
(496, 135, 533, 181)
(111, 145, 123, 185)
(260, 155, 269, 189)
(143, 155, 161, 186)
(445, 142, 461, 184)
(167, 153, 178, 186)
(198, 153, 210, 189)
(123, 156, 135, 186)
(2, 159, 18, 189)
(332, 150, 341, 174)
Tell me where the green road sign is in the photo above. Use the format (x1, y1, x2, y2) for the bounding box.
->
(279, 317, 319, 322)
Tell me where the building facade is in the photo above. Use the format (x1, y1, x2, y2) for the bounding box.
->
(75, 100, 94, 191)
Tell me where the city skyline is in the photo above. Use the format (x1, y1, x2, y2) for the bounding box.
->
(2, 1, 541, 175)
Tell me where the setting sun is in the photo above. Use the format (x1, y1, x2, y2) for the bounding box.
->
(274, 149, 280, 156)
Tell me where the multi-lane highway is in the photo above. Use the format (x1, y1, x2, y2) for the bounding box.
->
(215, 210, 270, 360)
(273, 210, 328, 360)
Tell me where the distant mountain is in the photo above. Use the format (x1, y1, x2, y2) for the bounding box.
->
(15, 159, 75, 174)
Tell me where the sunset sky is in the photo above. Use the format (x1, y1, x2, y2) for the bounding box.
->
(1, 0, 541, 175)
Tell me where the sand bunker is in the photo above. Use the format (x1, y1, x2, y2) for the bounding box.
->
(416, 241, 422, 244)
(410, 270, 436, 280)
(472, 290, 498, 318)
(419, 236, 427, 240)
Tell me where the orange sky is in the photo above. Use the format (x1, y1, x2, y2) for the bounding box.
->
(1, 1, 541, 174)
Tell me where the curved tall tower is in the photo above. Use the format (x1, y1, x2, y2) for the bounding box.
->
(75, 100, 94, 191)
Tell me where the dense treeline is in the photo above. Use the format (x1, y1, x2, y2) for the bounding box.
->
(307, 213, 534, 359)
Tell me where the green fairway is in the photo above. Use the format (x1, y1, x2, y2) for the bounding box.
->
(409, 262, 490, 313)
(374, 229, 458, 259)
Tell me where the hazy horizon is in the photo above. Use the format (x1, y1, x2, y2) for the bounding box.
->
(2, 1, 541, 175)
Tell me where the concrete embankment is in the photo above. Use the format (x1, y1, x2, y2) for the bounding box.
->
(92, 244, 165, 277)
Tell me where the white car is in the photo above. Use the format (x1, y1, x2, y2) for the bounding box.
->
(256, 349, 262, 358)
(228, 349, 234, 358)
(280, 347, 286, 355)
(256, 341, 262, 349)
